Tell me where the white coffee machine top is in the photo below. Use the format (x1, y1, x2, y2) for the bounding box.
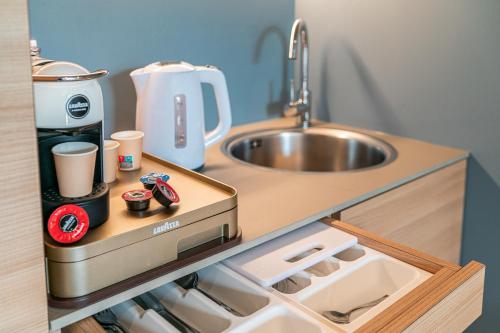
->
(31, 45, 108, 129)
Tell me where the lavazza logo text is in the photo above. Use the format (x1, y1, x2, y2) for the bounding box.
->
(153, 220, 180, 235)
(68, 101, 89, 109)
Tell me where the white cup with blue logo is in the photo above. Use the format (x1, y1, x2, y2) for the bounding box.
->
(110, 130, 144, 171)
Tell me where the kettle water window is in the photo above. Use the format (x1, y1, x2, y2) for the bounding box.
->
(174, 94, 187, 148)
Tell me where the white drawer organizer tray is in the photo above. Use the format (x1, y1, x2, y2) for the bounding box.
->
(107, 263, 332, 333)
(98, 222, 431, 333)
(224, 222, 432, 332)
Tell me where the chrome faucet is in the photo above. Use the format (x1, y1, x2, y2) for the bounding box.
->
(286, 18, 311, 128)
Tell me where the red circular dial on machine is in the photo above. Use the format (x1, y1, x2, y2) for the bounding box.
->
(47, 204, 89, 244)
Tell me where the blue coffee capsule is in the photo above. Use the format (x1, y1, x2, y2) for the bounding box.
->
(140, 172, 170, 190)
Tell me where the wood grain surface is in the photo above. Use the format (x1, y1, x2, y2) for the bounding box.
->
(61, 317, 105, 333)
(0, 0, 49, 332)
(400, 262, 485, 332)
(340, 160, 467, 263)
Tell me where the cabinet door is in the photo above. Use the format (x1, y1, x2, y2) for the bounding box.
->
(0, 0, 49, 332)
(339, 160, 466, 264)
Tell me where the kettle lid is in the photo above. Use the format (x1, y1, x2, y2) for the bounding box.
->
(143, 61, 195, 74)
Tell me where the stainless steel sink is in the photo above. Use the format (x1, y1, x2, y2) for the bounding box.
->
(223, 127, 396, 172)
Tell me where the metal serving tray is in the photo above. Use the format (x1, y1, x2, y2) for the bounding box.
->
(45, 153, 239, 308)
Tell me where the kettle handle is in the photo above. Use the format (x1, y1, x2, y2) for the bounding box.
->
(197, 66, 232, 148)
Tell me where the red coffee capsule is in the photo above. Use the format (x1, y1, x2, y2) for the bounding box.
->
(47, 204, 90, 244)
(152, 178, 180, 208)
(122, 189, 153, 211)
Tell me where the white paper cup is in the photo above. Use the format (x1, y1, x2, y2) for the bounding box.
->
(110, 130, 144, 171)
(52, 142, 98, 198)
(103, 140, 120, 183)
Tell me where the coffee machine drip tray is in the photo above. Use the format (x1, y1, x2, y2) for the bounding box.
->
(44, 153, 239, 307)
(42, 182, 109, 229)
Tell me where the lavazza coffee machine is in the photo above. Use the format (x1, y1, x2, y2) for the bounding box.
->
(31, 43, 110, 229)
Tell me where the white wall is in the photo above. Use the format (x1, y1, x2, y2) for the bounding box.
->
(296, 1, 500, 331)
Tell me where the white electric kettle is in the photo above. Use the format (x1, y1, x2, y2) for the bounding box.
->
(130, 61, 232, 170)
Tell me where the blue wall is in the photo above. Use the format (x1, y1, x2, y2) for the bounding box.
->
(29, 0, 294, 136)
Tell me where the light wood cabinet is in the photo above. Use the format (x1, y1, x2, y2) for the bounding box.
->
(339, 160, 467, 264)
(0, 0, 49, 332)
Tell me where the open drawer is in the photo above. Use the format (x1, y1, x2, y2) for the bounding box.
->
(63, 219, 484, 333)
(325, 220, 485, 332)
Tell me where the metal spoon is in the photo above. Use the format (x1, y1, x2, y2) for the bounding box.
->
(175, 273, 244, 317)
(323, 294, 389, 324)
(133, 292, 200, 333)
(93, 309, 128, 333)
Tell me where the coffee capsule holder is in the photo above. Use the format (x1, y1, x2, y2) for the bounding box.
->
(46, 153, 240, 309)
(224, 222, 432, 332)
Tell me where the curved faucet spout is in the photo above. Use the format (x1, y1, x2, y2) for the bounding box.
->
(288, 19, 303, 59)
(288, 18, 311, 128)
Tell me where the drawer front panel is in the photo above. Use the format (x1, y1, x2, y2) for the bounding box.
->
(340, 160, 467, 264)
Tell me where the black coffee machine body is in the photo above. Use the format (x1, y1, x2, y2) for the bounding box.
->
(37, 124, 109, 228)
(32, 46, 110, 228)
